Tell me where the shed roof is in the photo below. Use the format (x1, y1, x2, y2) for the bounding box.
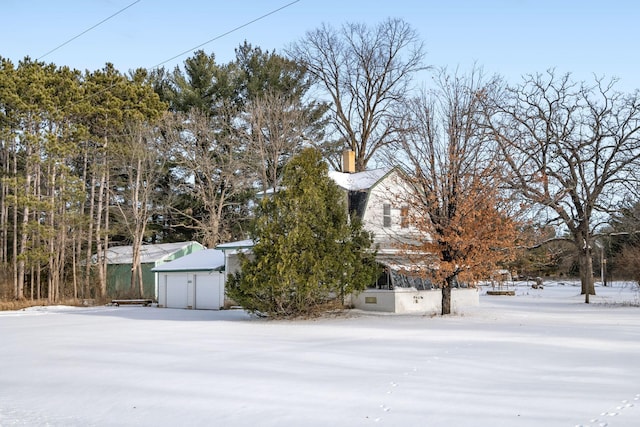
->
(152, 249, 225, 272)
(216, 239, 255, 251)
(104, 241, 204, 265)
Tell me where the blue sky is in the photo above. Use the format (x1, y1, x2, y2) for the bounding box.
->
(2, 0, 638, 93)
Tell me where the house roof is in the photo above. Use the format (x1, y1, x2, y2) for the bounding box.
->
(328, 168, 391, 191)
(215, 239, 255, 251)
(151, 249, 225, 272)
(104, 241, 204, 265)
(254, 167, 393, 198)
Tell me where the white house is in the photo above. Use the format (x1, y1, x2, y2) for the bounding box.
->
(328, 166, 419, 254)
(152, 249, 225, 310)
(217, 151, 479, 314)
(327, 153, 478, 313)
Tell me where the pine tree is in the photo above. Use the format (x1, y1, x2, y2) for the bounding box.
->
(227, 148, 378, 318)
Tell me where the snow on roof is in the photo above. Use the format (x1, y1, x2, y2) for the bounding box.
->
(151, 249, 224, 272)
(104, 241, 204, 264)
(215, 239, 255, 250)
(328, 168, 391, 191)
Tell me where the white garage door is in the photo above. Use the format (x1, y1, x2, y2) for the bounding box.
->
(165, 274, 189, 309)
(194, 273, 222, 310)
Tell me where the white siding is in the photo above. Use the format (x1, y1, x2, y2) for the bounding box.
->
(158, 271, 225, 310)
(194, 273, 223, 310)
(361, 170, 421, 246)
(162, 274, 189, 309)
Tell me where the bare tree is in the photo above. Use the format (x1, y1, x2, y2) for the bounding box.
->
(287, 18, 426, 171)
(241, 91, 319, 192)
(483, 70, 640, 302)
(393, 68, 519, 315)
(110, 121, 167, 297)
(161, 109, 253, 248)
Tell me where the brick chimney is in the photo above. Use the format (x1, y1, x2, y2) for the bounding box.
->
(342, 150, 355, 173)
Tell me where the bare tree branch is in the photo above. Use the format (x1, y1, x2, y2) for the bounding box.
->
(287, 18, 427, 170)
(483, 70, 640, 301)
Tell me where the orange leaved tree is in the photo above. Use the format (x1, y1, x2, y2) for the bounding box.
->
(393, 68, 520, 314)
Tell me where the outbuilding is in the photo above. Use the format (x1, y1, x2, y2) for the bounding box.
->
(152, 249, 226, 310)
(103, 241, 205, 299)
(215, 239, 255, 278)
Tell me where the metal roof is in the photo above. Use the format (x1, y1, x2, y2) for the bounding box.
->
(103, 241, 204, 264)
(215, 239, 255, 251)
(151, 249, 225, 272)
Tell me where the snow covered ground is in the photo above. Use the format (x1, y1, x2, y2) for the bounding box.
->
(1, 281, 639, 427)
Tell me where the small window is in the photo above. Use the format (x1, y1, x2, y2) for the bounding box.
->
(383, 203, 391, 227)
(400, 206, 409, 228)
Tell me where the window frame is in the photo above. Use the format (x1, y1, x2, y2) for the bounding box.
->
(383, 203, 391, 227)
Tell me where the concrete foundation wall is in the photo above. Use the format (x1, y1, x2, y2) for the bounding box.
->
(352, 287, 479, 314)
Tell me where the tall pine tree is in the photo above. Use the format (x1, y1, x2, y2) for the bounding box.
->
(227, 148, 378, 318)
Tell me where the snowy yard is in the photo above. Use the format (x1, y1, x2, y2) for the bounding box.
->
(1, 282, 639, 427)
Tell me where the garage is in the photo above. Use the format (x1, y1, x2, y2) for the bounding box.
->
(164, 274, 189, 308)
(152, 249, 225, 310)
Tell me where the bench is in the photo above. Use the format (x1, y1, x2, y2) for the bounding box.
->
(111, 299, 153, 307)
(486, 290, 516, 296)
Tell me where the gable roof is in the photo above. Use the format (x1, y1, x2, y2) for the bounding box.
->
(255, 167, 393, 199)
(328, 168, 392, 191)
(151, 249, 225, 272)
(104, 241, 204, 265)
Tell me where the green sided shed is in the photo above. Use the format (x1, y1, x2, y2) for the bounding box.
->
(104, 241, 205, 299)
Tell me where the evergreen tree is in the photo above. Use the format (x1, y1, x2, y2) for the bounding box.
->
(150, 45, 329, 246)
(234, 41, 311, 103)
(227, 148, 378, 318)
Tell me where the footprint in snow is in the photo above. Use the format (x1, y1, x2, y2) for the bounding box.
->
(403, 367, 418, 376)
(582, 394, 639, 426)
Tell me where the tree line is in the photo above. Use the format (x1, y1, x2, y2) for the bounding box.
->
(0, 41, 328, 302)
(2, 18, 640, 307)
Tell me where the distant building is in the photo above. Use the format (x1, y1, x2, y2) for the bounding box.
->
(100, 241, 205, 299)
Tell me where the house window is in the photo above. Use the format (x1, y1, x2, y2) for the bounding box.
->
(400, 206, 409, 228)
(383, 203, 391, 227)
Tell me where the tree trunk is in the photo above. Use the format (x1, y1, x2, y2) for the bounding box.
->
(12, 180, 18, 299)
(0, 157, 7, 264)
(441, 277, 452, 315)
(11, 139, 18, 299)
(72, 235, 78, 299)
(95, 156, 109, 298)
(84, 161, 97, 298)
(579, 248, 596, 303)
(30, 265, 35, 300)
(101, 168, 111, 297)
(76, 144, 89, 299)
(130, 237, 143, 296)
(129, 156, 143, 296)
(48, 164, 56, 304)
(16, 174, 30, 300)
(136, 263, 144, 298)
